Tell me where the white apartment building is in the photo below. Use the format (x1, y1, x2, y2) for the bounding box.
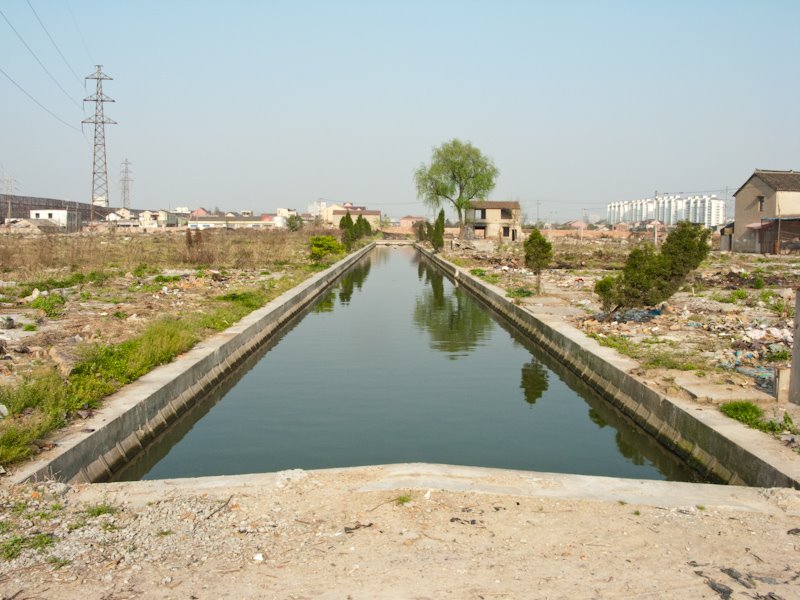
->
(607, 195, 726, 228)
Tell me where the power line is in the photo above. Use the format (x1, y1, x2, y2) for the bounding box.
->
(25, 0, 84, 87)
(0, 64, 81, 131)
(0, 7, 82, 110)
(65, 0, 93, 66)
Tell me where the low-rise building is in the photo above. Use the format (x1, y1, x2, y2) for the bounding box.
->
(400, 215, 427, 229)
(733, 169, 800, 253)
(468, 201, 522, 242)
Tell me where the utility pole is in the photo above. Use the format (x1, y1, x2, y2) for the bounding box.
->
(535, 199, 541, 227)
(83, 65, 116, 220)
(120, 159, 132, 210)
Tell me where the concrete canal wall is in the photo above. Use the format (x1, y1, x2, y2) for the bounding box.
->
(417, 246, 800, 489)
(15, 239, 800, 488)
(14, 243, 377, 484)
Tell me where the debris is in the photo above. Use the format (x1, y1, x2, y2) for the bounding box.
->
(788, 528, 800, 536)
(1, 316, 15, 329)
(344, 521, 373, 534)
(0, 404, 8, 418)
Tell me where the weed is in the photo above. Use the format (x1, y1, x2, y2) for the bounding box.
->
(153, 274, 181, 283)
(1, 536, 24, 560)
(633, 510, 641, 516)
(28, 533, 55, 551)
(617, 500, 627, 505)
(696, 505, 706, 511)
(394, 495, 412, 506)
(84, 503, 117, 517)
(766, 348, 791, 362)
(112, 311, 128, 320)
(132, 263, 154, 277)
(22, 323, 37, 332)
(216, 290, 267, 311)
(156, 529, 173, 537)
(47, 555, 70, 569)
(30, 294, 66, 317)
(720, 401, 798, 434)
(0, 521, 12, 534)
(469, 268, 486, 277)
(506, 287, 534, 298)
(101, 522, 118, 532)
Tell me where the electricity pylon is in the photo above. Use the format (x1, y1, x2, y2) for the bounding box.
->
(83, 65, 116, 213)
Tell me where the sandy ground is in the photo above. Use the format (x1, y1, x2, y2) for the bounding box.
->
(1, 465, 800, 599)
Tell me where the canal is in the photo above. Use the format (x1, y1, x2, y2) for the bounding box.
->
(114, 246, 702, 482)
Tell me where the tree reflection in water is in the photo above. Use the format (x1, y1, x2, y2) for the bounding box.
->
(339, 259, 372, 305)
(520, 359, 548, 406)
(413, 261, 492, 359)
(588, 409, 645, 465)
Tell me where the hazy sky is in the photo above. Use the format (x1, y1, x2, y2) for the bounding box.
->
(1, 1, 798, 221)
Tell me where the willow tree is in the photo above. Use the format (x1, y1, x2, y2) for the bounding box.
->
(414, 139, 498, 236)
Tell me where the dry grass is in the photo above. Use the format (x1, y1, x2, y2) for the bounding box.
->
(0, 228, 333, 280)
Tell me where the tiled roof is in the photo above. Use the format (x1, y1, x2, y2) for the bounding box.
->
(469, 201, 521, 210)
(734, 170, 800, 196)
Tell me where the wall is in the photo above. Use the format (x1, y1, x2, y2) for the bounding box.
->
(14, 244, 376, 484)
(733, 177, 776, 252)
(417, 246, 800, 488)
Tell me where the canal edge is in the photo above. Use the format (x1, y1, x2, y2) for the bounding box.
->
(416, 245, 800, 489)
(11, 243, 379, 485)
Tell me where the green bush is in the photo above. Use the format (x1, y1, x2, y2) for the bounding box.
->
(524, 227, 552, 294)
(30, 294, 66, 317)
(309, 235, 344, 262)
(595, 221, 709, 312)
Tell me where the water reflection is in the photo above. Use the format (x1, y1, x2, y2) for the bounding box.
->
(589, 408, 646, 466)
(413, 262, 492, 359)
(311, 257, 372, 313)
(339, 259, 371, 304)
(520, 359, 549, 406)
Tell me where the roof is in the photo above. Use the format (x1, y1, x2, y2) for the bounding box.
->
(733, 170, 800, 197)
(469, 201, 521, 210)
(400, 215, 427, 220)
(332, 209, 381, 216)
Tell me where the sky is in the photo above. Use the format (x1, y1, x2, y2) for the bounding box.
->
(1, 0, 798, 222)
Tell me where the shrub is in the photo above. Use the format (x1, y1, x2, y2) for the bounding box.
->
(595, 221, 709, 313)
(30, 294, 66, 317)
(431, 209, 445, 252)
(309, 235, 344, 262)
(524, 227, 552, 294)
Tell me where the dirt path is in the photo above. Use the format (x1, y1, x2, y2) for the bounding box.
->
(2, 465, 799, 599)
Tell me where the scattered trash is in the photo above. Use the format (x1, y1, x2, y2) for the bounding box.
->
(253, 553, 264, 562)
(449, 517, 478, 525)
(344, 521, 373, 534)
(0, 404, 8, 418)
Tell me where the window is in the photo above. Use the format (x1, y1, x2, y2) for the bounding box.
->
(501, 208, 512, 220)
(48, 213, 53, 219)
(757, 196, 765, 212)
(476, 209, 486, 220)
(34, 212, 40, 218)
(502, 226, 510, 237)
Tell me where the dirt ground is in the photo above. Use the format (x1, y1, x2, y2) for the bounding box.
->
(1, 467, 799, 599)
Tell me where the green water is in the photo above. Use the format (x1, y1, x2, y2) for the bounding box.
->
(114, 246, 702, 482)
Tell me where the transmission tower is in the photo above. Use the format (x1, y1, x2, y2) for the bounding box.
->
(120, 159, 132, 210)
(83, 65, 116, 212)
